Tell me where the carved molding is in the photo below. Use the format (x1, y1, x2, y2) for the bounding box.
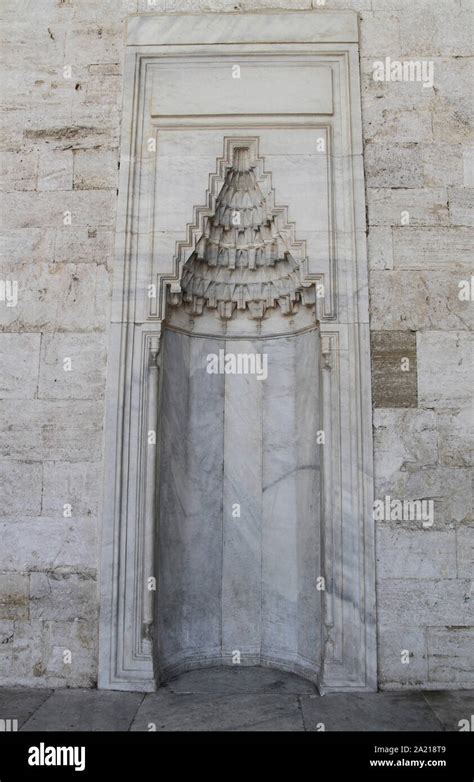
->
(99, 10, 376, 694)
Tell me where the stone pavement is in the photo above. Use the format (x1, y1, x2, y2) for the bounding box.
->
(1, 668, 472, 732)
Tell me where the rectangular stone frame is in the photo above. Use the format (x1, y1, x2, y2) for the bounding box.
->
(99, 10, 377, 693)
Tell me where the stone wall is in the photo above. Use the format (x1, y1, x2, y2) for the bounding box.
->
(0, 0, 472, 689)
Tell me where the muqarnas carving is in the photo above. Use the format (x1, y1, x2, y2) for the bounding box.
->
(168, 146, 316, 321)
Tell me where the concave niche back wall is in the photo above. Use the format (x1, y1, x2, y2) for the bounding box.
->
(154, 146, 322, 682)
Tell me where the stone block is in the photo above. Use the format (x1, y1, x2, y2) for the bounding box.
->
(0, 228, 55, 264)
(53, 227, 114, 266)
(377, 625, 428, 686)
(417, 331, 473, 408)
(0, 461, 42, 517)
(427, 628, 474, 684)
(448, 187, 474, 227)
(0, 334, 41, 398)
(38, 333, 107, 400)
(368, 188, 449, 227)
(299, 691, 441, 731)
(393, 227, 474, 269)
(423, 691, 474, 730)
(42, 619, 96, 686)
(0, 686, 52, 727)
(437, 407, 473, 468)
(73, 148, 118, 190)
(463, 146, 474, 187)
(0, 399, 104, 461)
(371, 331, 417, 408)
(0, 262, 110, 333)
(367, 227, 394, 270)
(37, 148, 74, 192)
(0, 151, 38, 191)
(131, 690, 304, 732)
(373, 409, 438, 481)
(423, 144, 464, 187)
(365, 144, 423, 188)
(364, 110, 433, 144)
(457, 524, 474, 579)
(42, 462, 101, 518)
(359, 12, 401, 58)
(378, 579, 473, 627)
(0, 520, 97, 572)
(375, 466, 472, 529)
(22, 689, 144, 731)
(369, 271, 474, 331)
(376, 528, 457, 579)
(0, 574, 29, 620)
(2, 191, 116, 230)
(399, 5, 471, 57)
(30, 572, 97, 623)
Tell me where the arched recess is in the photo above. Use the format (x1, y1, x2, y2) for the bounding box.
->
(99, 9, 376, 693)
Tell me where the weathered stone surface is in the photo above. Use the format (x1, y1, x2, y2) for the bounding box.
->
(368, 188, 449, 227)
(427, 628, 474, 685)
(22, 689, 143, 731)
(42, 462, 101, 518)
(367, 227, 393, 270)
(37, 148, 74, 191)
(359, 12, 401, 58)
(0, 400, 103, 461)
(365, 144, 423, 188)
(393, 227, 474, 269)
(371, 331, 417, 408)
(437, 407, 473, 468)
(457, 524, 474, 579)
(38, 333, 107, 399)
(164, 665, 317, 695)
(364, 110, 433, 144)
(376, 528, 457, 579)
(399, 4, 471, 57)
(375, 466, 472, 530)
(377, 579, 473, 627)
(423, 144, 464, 187)
(463, 146, 474, 187)
(0, 687, 53, 727)
(417, 331, 474, 408)
(73, 148, 118, 190)
(131, 690, 304, 731)
(42, 620, 96, 686)
(300, 691, 441, 731)
(53, 227, 114, 266)
(0, 150, 38, 191)
(373, 409, 438, 481)
(448, 187, 474, 227)
(369, 271, 474, 331)
(0, 462, 43, 517)
(378, 626, 428, 686)
(0, 334, 41, 398)
(0, 263, 110, 333)
(0, 520, 97, 572)
(423, 690, 474, 729)
(30, 572, 97, 623)
(0, 574, 29, 620)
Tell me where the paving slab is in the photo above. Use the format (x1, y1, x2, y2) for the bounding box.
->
(131, 691, 304, 732)
(162, 666, 318, 695)
(0, 688, 53, 729)
(20, 689, 144, 732)
(422, 691, 474, 732)
(300, 692, 443, 732)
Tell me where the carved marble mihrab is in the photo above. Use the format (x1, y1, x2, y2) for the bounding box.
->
(168, 147, 316, 320)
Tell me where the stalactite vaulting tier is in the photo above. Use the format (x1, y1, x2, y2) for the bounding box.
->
(168, 147, 316, 321)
